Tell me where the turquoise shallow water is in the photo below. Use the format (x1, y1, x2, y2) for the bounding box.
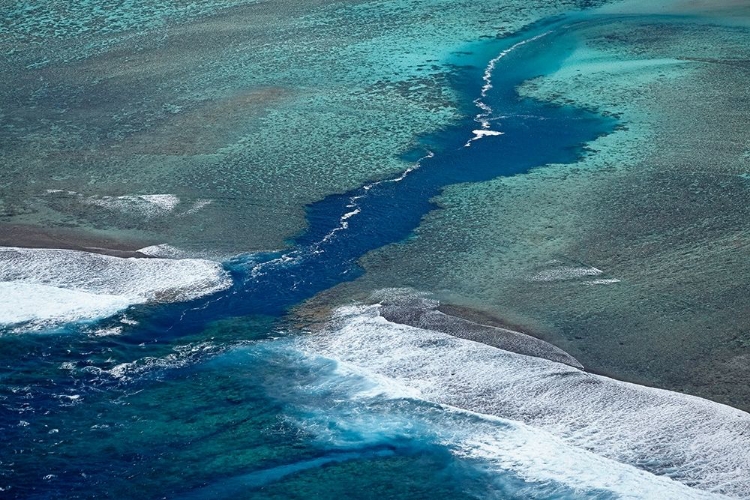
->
(0, 0, 608, 254)
(339, 1, 750, 410)
(0, 12, 621, 498)
(2, 1, 750, 499)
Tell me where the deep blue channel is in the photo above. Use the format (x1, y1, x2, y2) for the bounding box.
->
(136, 15, 614, 334)
(1, 15, 618, 499)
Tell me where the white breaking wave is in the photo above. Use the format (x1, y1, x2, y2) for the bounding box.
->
(584, 278, 621, 285)
(296, 303, 750, 499)
(465, 129, 505, 147)
(0, 282, 132, 326)
(480, 32, 551, 99)
(472, 129, 504, 138)
(44, 190, 214, 217)
(287, 374, 724, 500)
(137, 243, 191, 259)
(80, 341, 224, 382)
(387, 150, 433, 184)
(181, 199, 213, 216)
(0, 247, 231, 329)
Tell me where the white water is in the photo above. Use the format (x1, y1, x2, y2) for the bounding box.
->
(84, 193, 181, 217)
(0, 247, 231, 329)
(295, 303, 750, 499)
(0, 282, 132, 326)
(137, 243, 192, 258)
(43, 190, 214, 217)
(465, 31, 551, 147)
(321, 151, 434, 245)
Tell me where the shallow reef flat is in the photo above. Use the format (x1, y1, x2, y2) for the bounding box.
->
(1, 0, 604, 255)
(5, 2, 750, 496)
(332, 1, 750, 409)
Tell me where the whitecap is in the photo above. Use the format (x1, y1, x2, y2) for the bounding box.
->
(583, 278, 622, 285)
(296, 303, 750, 498)
(465, 128, 505, 147)
(472, 129, 503, 138)
(180, 199, 213, 216)
(0, 246, 231, 329)
(87, 341, 222, 382)
(0, 282, 131, 327)
(136, 243, 189, 258)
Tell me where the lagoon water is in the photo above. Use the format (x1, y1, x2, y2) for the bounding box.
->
(2, 0, 750, 498)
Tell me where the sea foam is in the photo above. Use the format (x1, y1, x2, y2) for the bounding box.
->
(297, 302, 750, 498)
(83, 193, 181, 217)
(0, 247, 231, 329)
(0, 282, 132, 326)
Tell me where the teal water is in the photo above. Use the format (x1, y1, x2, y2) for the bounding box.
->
(0, 14, 618, 498)
(2, 2, 749, 500)
(0, 0, 608, 254)
(341, 1, 750, 412)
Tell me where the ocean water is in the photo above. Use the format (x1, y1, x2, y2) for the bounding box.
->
(0, 0, 606, 255)
(2, 1, 750, 499)
(343, 2, 750, 409)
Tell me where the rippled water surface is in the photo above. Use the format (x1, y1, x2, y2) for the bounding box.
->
(2, 0, 749, 498)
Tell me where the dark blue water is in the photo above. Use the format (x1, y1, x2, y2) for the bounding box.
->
(1, 16, 617, 499)
(127, 17, 612, 333)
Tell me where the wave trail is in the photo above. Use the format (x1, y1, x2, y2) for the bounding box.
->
(466, 31, 551, 147)
(319, 151, 434, 245)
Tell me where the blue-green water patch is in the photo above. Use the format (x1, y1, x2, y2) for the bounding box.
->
(0, 14, 624, 499)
